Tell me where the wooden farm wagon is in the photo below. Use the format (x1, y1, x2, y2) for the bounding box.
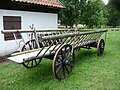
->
(1, 29, 107, 80)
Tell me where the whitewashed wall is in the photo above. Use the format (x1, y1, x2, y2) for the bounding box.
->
(0, 9, 58, 56)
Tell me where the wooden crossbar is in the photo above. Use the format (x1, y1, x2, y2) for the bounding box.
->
(42, 30, 107, 40)
(1, 29, 72, 34)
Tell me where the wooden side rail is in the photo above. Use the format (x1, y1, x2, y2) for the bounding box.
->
(1, 29, 72, 34)
(42, 30, 107, 40)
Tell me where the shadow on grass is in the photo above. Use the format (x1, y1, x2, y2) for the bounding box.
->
(6, 48, 101, 87)
(19, 49, 98, 81)
(0, 60, 55, 90)
(75, 49, 97, 62)
(20, 60, 53, 81)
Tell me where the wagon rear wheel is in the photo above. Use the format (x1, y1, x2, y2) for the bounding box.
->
(97, 39, 105, 56)
(22, 39, 43, 68)
(53, 44, 75, 80)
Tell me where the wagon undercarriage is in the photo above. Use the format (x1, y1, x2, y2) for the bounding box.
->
(1, 29, 107, 80)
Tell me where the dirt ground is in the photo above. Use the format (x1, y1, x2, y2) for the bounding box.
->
(0, 57, 7, 63)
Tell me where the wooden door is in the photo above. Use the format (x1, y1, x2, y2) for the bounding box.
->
(3, 16, 22, 41)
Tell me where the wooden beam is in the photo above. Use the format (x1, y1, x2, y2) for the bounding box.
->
(1, 29, 72, 34)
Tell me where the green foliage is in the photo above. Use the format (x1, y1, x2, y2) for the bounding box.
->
(59, 0, 86, 28)
(81, 0, 107, 28)
(107, 0, 120, 27)
(108, 0, 120, 11)
(59, 0, 107, 28)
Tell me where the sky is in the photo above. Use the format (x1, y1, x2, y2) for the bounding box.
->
(102, 0, 109, 5)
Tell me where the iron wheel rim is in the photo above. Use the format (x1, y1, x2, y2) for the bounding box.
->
(53, 44, 74, 80)
(22, 39, 43, 68)
(97, 39, 105, 56)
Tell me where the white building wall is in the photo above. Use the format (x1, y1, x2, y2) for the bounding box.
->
(0, 9, 58, 56)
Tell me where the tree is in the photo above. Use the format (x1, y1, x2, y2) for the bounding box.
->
(108, 0, 120, 11)
(59, 0, 86, 28)
(81, 0, 107, 28)
(107, 0, 120, 27)
(59, 0, 107, 28)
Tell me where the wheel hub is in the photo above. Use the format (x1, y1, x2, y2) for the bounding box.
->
(63, 59, 69, 65)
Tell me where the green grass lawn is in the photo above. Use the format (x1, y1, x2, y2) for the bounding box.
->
(0, 29, 120, 90)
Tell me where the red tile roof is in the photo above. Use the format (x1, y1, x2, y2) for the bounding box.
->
(12, 0, 64, 8)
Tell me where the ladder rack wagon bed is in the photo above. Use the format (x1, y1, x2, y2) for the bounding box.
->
(1, 29, 107, 80)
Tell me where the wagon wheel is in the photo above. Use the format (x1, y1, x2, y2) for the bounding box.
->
(97, 39, 105, 56)
(53, 44, 75, 80)
(22, 39, 40, 51)
(22, 39, 43, 68)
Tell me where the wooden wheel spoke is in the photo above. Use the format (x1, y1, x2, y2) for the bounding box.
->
(100, 42, 104, 52)
(34, 59, 38, 65)
(60, 50, 64, 59)
(66, 63, 73, 69)
(24, 47, 26, 50)
(63, 66, 65, 77)
(66, 53, 71, 60)
(64, 65, 70, 74)
(53, 44, 74, 80)
(31, 60, 33, 67)
(22, 40, 43, 68)
(22, 59, 41, 68)
(33, 41, 35, 48)
(26, 62, 30, 66)
(66, 59, 74, 68)
(28, 43, 32, 50)
(97, 39, 105, 56)
(56, 62, 62, 67)
(58, 55, 63, 62)
(63, 47, 67, 58)
(65, 49, 70, 58)
(65, 46, 67, 52)
(56, 65, 62, 74)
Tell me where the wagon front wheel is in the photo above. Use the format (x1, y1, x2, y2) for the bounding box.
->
(22, 39, 43, 68)
(97, 39, 105, 56)
(22, 58, 42, 68)
(53, 44, 74, 80)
